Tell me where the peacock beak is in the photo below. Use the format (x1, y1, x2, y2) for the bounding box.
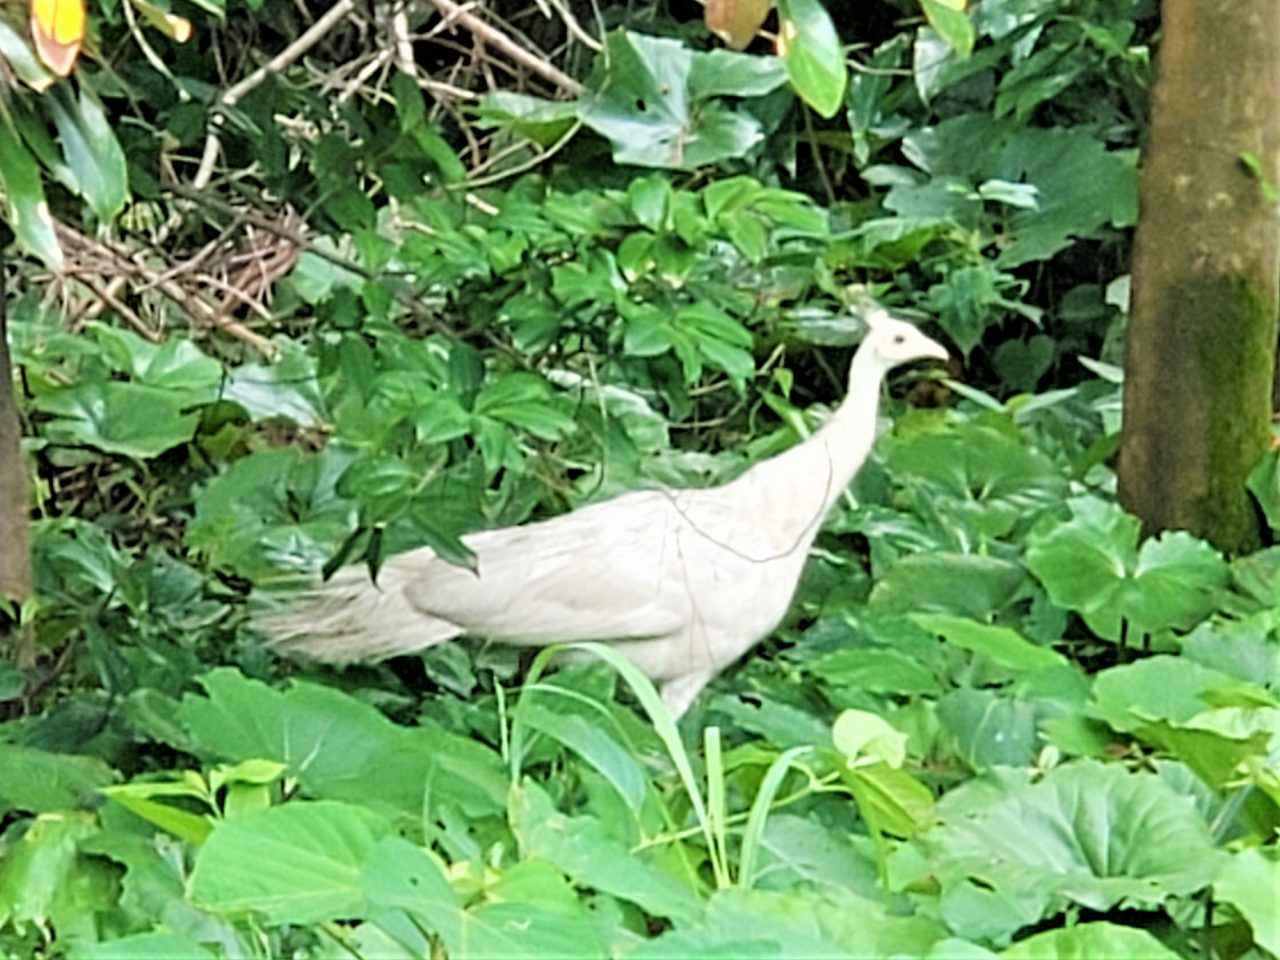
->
(920, 337, 950, 363)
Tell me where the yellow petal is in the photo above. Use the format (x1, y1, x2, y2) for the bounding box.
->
(30, 0, 84, 76)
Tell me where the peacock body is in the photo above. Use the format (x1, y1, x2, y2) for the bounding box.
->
(259, 312, 948, 716)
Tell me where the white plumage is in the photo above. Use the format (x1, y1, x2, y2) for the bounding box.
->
(258, 312, 948, 716)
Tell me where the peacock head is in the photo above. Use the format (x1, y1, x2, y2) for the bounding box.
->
(860, 308, 949, 371)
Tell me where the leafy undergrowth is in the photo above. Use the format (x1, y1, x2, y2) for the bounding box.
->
(3, 1, 1278, 957)
(3, 291, 1280, 958)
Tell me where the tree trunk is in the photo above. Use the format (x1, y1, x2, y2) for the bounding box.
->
(0, 257, 34, 658)
(1118, 0, 1280, 553)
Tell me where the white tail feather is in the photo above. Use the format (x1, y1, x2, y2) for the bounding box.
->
(255, 561, 462, 663)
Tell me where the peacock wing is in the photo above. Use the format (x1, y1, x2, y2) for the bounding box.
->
(402, 490, 693, 644)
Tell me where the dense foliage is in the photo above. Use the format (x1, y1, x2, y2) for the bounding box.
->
(2, 0, 1279, 958)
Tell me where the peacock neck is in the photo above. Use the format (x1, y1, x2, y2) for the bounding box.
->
(805, 348, 885, 516)
(732, 347, 887, 555)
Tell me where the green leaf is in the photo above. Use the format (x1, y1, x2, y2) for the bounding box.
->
(832, 710, 907, 768)
(291, 240, 364, 304)
(0, 22, 55, 87)
(911, 614, 1067, 672)
(1246, 449, 1280, 533)
(47, 85, 129, 222)
(509, 780, 700, 924)
(578, 32, 767, 168)
(364, 836, 609, 959)
(177, 669, 507, 819)
(638, 887, 946, 958)
(937, 688, 1039, 770)
(749, 814, 879, 896)
(100, 780, 214, 845)
(688, 49, 788, 100)
(83, 933, 218, 960)
(869, 552, 1026, 619)
(474, 92, 579, 146)
(0, 744, 115, 813)
(410, 125, 467, 183)
(917, 760, 1225, 943)
(190, 801, 393, 923)
(676, 303, 755, 384)
(776, 0, 847, 118)
(0, 116, 62, 268)
(1026, 497, 1228, 641)
(1088, 656, 1275, 796)
(845, 761, 937, 839)
(34, 381, 200, 458)
(0, 662, 24, 701)
(516, 700, 648, 813)
(1215, 848, 1280, 957)
(88, 322, 222, 396)
(392, 71, 426, 132)
(628, 174, 672, 231)
(997, 131, 1138, 268)
(883, 423, 1068, 540)
(187, 447, 355, 581)
(624, 310, 675, 358)
(475, 372, 576, 440)
(222, 347, 326, 426)
(925, 264, 1023, 355)
(810, 647, 941, 697)
(1000, 922, 1180, 960)
(993, 335, 1056, 392)
(918, 0, 975, 59)
(1090, 656, 1249, 733)
(0, 812, 99, 927)
(994, 42, 1086, 121)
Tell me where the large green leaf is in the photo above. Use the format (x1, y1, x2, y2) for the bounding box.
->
(177, 669, 507, 819)
(88, 323, 222, 396)
(869, 552, 1026, 619)
(578, 32, 777, 168)
(916, 760, 1225, 943)
(1215, 848, 1280, 957)
(1000, 922, 1179, 960)
(474, 372, 577, 440)
(1089, 655, 1277, 804)
(751, 814, 880, 896)
(516, 701, 648, 813)
(474, 92, 580, 146)
(937, 688, 1040, 770)
(1090, 656, 1254, 733)
(0, 812, 100, 927)
(1026, 497, 1228, 641)
(34, 381, 201, 458)
(631, 887, 946, 958)
(810, 647, 942, 697)
(190, 801, 393, 923)
(892, 121, 1136, 268)
(995, 130, 1137, 267)
(187, 447, 355, 580)
(0, 743, 115, 814)
(364, 837, 609, 959)
(84, 933, 218, 960)
(221, 346, 326, 426)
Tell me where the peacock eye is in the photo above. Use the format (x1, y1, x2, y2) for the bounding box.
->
(893, 334, 905, 344)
